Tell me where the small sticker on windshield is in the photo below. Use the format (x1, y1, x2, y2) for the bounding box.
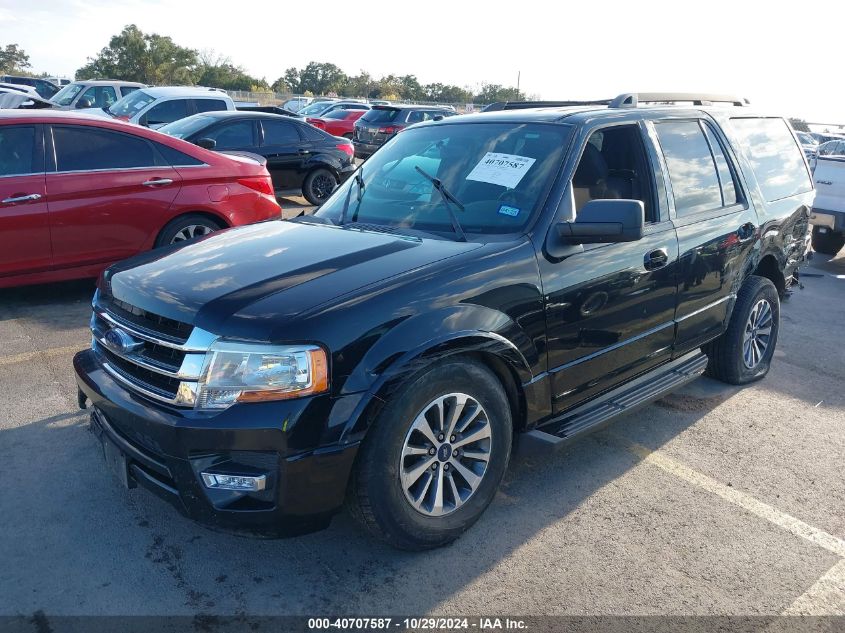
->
(466, 152, 536, 189)
(498, 204, 521, 217)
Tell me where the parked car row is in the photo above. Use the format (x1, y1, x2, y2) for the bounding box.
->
(0, 110, 281, 288)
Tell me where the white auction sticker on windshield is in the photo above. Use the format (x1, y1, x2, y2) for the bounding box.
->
(466, 153, 536, 189)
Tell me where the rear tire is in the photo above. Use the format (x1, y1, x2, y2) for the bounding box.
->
(704, 275, 780, 385)
(154, 214, 222, 248)
(346, 358, 512, 550)
(302, 168, 339, 206)
(811, 227, 845, 256)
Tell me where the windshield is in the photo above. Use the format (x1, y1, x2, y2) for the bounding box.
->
(315, 122, 573, 236)
(108, 89, 155, 117)
(298, 101, 335, 116)
(51, 83, 84, 106)
(159, 114, 215, 139)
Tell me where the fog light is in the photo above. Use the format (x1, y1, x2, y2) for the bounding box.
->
(201, 473, 266, 491)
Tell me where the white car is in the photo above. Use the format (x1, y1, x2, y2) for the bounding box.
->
(810, 152, 845, 256)
(81, 86, 235, 129)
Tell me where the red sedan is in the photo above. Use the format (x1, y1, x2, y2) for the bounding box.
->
(0, 110, 281, 288)
(307, 109, 367, 139)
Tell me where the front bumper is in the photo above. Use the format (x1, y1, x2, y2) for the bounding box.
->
(809, 208, 844, 233)
(74, 349, 359, 536)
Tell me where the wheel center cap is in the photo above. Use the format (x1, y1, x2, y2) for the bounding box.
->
(437, 443, 453, 462)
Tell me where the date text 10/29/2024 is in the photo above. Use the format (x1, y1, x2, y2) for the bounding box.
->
(308, 618, 528, 630)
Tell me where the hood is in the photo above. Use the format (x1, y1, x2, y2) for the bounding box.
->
(105, 220, 483, 338)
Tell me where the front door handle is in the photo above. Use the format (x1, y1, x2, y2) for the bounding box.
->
(737, 222, 756, 242)
(816, 180, 832, 186)
(297, 149, 310, 155)
(644, 248, 669, 271)
(142, 178, 173, 187)
(1, 193, 42, 204)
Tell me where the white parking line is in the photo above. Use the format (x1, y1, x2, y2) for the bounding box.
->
(615, 436, 845, 558)
(0, 345, 85, 367)
(781, 558, 845, 615)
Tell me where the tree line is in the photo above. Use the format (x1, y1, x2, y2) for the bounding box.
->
(4, 25, 525, 104)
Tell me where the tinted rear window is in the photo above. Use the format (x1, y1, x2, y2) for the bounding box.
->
(361, 108, 401, 123)
(656, 120, 724, 216)
(195, 99, 229, 114)
(730, 117, 812, 202)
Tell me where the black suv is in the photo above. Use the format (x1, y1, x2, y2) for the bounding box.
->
(159, 111, 356, 205)
(74, 93, 813, 550)
(353, 104, 456, 158)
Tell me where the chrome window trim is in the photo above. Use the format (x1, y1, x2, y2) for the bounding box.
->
(0, 171, 46, 179)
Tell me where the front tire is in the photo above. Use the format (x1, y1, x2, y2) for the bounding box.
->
(347, 358, 512, 550)
(704, 275, 780, 385)
(811, 227, 845, 256)
(302, 168, 339, 206)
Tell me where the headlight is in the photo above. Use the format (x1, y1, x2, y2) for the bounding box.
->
(196, 342, 328, 409)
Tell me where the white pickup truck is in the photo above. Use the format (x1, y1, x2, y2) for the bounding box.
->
(810, 156, 845, 255)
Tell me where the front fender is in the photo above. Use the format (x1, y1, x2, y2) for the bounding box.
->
(334, 305, 540, 444)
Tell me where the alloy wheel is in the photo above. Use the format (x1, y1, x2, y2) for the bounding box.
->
(399, 393, 492, 517)
(170, 224, 214, 244)
(742, 298, 773, 369)
(312, 173, 336, 201)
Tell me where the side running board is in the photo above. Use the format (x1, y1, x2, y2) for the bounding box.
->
(518, 350, 708, 455)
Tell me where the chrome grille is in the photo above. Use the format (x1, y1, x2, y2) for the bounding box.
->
(90, 294, 215, 407)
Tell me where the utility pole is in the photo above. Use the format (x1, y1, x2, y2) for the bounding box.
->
(517, 71, 521, 96)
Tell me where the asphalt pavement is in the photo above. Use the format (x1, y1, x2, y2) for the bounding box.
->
(1, 244, 843, 621)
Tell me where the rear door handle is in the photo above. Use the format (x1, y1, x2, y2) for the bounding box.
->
(644, 248, 669, 271)
(298, 149, 310, 155)
(1, 193, 42, 204)
(142, 178, 173, 187)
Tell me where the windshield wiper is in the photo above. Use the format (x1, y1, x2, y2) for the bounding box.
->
(338, 166, 364, 226)
(414, 165, 467, 242)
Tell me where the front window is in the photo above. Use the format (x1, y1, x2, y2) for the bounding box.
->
(51, 83, 84, 106)
(108, 90, 155, 117)
(315, 122, 573, 237)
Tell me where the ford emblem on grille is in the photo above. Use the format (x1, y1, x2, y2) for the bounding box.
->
(103, 327, 144, 354)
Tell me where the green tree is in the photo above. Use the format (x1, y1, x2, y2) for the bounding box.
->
(424, 83, 470, 103)
(0, 43, 31, 74)
(76, 24, 198, 84)
(342, 71, 373, 98)
(272, 67, 300, 93)
(196, 50, 267, 91)
(474, 83, 524, 104)
(397, 75, 423, 100)
(789, 118, 810, 133)
(297, 62, 347, 95)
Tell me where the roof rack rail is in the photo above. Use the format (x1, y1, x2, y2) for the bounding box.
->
(609, 93, 750, 108)
(482, 100, 611, 112)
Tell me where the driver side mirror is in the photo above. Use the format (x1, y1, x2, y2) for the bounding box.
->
(195, 137, 217, 150)
(76, 97, 93, 109)
(546, 199, 644, 258)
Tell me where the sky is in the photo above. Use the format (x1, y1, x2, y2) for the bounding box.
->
(2, 0, 845, 123)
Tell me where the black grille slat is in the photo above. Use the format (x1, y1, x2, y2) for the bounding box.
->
(102, 296, 193, 343)
(99, 346, 181, 398)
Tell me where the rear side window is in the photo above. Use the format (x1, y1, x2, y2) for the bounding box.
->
(120, 86, 140, 97)
(361, 108, 401, 123)
(144, 99, 188, 126)
(195, 99, 229, 114)
(702, 124, 739, 207)
(0, 126, 37, 176)
(262, 120, 300, 145)
(730, 117, 812, 202)
(656, 120, 724, 216)
(153, 142, 204, 167)
(53, 126, 157, 171)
